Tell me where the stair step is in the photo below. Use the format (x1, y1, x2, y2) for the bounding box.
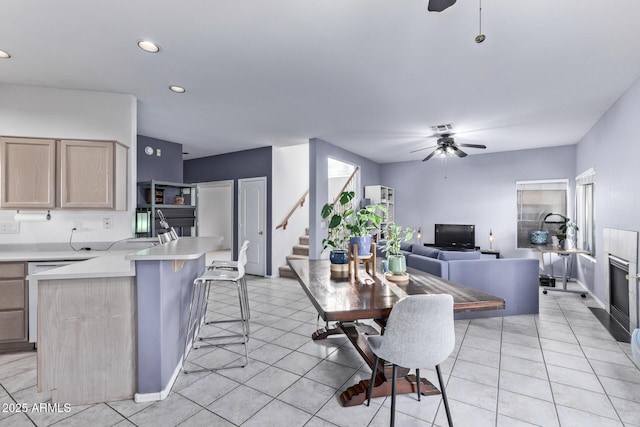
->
(299, 235, 309, 245)
(286, 254, 308, 261)
(293, 244, 309, 256)
(278, 265, 297, 279)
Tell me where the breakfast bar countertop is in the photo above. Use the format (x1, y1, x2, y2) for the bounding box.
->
(24, 237, 221, 281)
(125, 236, 222, 261)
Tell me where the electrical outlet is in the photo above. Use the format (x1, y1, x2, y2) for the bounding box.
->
(0, 221, 20, 234)
(156, 148, 161, 156)
(103, 217, 112, 229)
(73, 221, 82, 232)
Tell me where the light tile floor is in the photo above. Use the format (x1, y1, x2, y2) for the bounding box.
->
(1, 276, 640, 426)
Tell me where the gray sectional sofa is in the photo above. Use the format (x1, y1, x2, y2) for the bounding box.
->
(378, 242, 539, 318)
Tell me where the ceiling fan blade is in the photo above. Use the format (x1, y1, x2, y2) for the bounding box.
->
(410, 145, 436, 153)
(453, 147, 468, 158)
(428, 0, 457, 12)
(457, 143, 487, 149)
(422, 149, 439, 162)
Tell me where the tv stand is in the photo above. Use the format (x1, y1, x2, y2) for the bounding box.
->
(424, 243, 476, 252)
(424, 243, 500, 258)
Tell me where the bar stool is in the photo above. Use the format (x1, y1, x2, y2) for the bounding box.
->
(183, 241, 250, 373)
(207, 240, 249, 270)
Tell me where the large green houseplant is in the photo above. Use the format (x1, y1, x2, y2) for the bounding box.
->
(321, 191, 355, 264)
(383, 223, 414, 275)
(346, 203, 385, 256)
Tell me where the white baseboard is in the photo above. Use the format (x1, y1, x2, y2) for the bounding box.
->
(134, 357, 183, 403)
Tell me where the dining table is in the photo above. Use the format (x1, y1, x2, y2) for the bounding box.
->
(287, 259, 506, 407)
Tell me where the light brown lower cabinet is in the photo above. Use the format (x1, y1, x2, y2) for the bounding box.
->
(0, 262, 31, 352)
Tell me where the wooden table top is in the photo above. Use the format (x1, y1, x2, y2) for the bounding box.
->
(288, 259, 506, 322)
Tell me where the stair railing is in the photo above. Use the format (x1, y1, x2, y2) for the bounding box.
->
(333, 166, 359, 205)
(276, 189, 309, 230)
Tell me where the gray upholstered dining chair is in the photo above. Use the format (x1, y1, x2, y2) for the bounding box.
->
(366, 294, 455, 427)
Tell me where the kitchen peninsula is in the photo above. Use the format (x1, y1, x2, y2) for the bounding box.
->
(29, 237, 219, 405)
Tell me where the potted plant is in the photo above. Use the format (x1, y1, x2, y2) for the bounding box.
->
(346, 203, 385, 256)
(321, 191, 355, 265)
(383, 223, 414, 275)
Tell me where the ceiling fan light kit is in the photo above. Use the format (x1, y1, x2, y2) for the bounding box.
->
(417, 133, 487, 162)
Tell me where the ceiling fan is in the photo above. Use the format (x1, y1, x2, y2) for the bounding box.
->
(410, 133, 487, 162)
(428, 0, 457, 12)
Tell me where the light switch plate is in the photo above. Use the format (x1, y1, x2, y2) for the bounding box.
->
(0, 221, 19, 234)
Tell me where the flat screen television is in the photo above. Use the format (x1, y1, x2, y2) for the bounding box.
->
(434, 224, 475, 249)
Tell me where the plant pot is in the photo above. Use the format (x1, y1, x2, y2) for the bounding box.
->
(530, 230, 548, 245)
(329, 250, 349, 265)
(387, 254, 406, 275)
(350, 235, 372, 257)
(174, 196, 185, 205)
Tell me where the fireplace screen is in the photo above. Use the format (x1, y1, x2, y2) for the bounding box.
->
(609, 256, 630, 332)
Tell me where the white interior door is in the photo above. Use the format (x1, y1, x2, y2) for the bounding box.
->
(238, 177, 266, 276)
(197, 181, 233, 249)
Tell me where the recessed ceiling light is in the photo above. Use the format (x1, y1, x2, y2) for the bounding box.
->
(0, 50, 11, 59)
(137, 40, 160, 53)
(169, 86, 186, 93)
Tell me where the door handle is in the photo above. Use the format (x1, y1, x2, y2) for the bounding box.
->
(259, 231, 264, 235)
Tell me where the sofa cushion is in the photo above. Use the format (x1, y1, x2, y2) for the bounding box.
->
(407, 254, 448, 279)
(400, 242, 413, 252)
(438, 250, 481, 261)
(412, 245, 441, 259)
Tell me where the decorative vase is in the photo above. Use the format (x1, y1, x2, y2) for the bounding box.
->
(329, 250, 348, 265)
(530, 230, 549, 245)
(387, 254, 406, 275)
(350, 235, 372, 256)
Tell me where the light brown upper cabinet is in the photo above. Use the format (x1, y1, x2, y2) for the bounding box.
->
(0, 137, 56, 208)
(0, 136, 128, 210)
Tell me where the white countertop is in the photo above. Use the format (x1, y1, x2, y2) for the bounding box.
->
(125, 237, 222, 261)
(24, 237, 220, 281)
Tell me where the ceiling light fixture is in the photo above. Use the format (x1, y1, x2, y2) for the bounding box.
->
(475, 0, 486, 43)
(0, 50, 11, 59)
(169, 85, 186, 93)
(137, 40, 160, 53)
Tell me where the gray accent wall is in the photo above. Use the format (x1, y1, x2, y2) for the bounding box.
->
(309, 138, 381, 259)
(575, 74, 640, 305)
(184, 147, 273, 275)
(137, 135, 184, 183)
(379, 145, 577, 260)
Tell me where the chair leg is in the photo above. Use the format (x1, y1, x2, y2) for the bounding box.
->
(366, 355, 378, 406)
(391, 364, 397, 427)
(416, 368, 421, 401)
(436, 364, 453, 427)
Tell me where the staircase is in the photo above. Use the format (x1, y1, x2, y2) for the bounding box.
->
(279, 227, 309, 279)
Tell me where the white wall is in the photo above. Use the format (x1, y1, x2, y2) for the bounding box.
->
(272, 143, 309, 275)
(0, 84, 137, 244)
(575, 74, 640, 305)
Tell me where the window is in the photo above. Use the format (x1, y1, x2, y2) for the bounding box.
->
(516, 180, 568, 249)
(576, 168, 595, 255)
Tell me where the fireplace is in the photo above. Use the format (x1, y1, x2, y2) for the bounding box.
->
(609, 255, 630, 332)
(604, 228, 638, 333)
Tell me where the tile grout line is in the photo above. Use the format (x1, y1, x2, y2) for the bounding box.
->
(557, 293, 629, 425)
